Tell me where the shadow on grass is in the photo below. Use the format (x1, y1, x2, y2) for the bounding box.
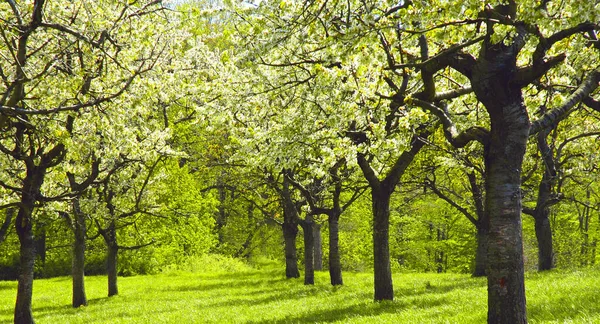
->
(247, 296, 449, 323)
(0, 282, 16, 291)
(395, 277, 486, 298)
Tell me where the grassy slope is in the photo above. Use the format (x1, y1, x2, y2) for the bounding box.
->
(0, 269, 599, 323)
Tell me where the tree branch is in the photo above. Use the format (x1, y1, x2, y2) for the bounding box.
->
(530, 68, 600, 135)
(514, 54, 566, 87)
(412, 98, 489, 148)
(533, 22, 598, 64)
(425, 179, 478, 226)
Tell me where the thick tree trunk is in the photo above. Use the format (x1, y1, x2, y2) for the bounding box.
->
(535, 215, 554, 271)
(328, 213, 343, 285)
(282, 222, 300, 278)
(15, 208, 35, 324)
(72, 198, 87, 307)
(313, 223, 323, 271)
(301, 216, 315, 285)
(372, 191, 393, 301)
(484, 101, 529, 324)
(473, 226, 489, 277)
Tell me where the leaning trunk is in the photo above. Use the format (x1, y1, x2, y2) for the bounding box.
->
(313, 223, 323, 271)
(14, 207, 36, 324)
(535, 215, 554, 271)
(301, 217, 315, 285)
(72, 198, 87, 307)
(328, 213, 343, 285)
(372, 190, 393, 301)
(484, 102, 529, 324)
(282, 222, 300, 278)
(473, 225, 488, 277)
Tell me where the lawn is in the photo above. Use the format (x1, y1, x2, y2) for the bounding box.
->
(1, 267, 599, 323)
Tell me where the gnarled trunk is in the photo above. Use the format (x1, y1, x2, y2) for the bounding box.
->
(372, 190, 393, 301)
(72, 198, 87, 307)
(328, 213, 343, 285)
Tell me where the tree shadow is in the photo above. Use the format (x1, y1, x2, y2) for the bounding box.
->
(246, 296, 449, 323)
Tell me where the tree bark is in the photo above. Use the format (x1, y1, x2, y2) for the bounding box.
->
(372, 190, 393, 301)
(72, 198, 87, 307)
(282, 222, 300, 278)
(313, 222, 323, 271)
(328, 213, 343, 285)
(301, 216, 315, 285)
(483, 101, 529, 324)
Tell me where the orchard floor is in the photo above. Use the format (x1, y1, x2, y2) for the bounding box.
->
(1, 268, 599, 323)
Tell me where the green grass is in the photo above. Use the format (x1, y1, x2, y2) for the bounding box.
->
(1, 268, 599, 323)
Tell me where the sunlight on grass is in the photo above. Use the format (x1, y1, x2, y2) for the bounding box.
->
(1, 268, 600, 323)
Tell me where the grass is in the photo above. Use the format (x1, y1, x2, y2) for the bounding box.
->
(1, 267, 599, 323)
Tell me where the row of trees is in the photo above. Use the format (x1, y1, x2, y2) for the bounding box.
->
(1, 0, 599, 323)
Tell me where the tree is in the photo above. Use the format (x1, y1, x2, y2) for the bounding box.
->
(286, 160, 366, 285)
(423, 153, 488, 276)
(226, 0, 600, 318)
(0, 1, 166, 321)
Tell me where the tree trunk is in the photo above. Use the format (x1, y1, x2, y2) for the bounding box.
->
(328, 213, 343, 285)
(473, 225, 489, 277)
(372, 191, 393, 301)
(72, 198, 87, 307)
(15, 165, 48, 324)
(313, 223, 323, 271)
(282, 222, 300, 278)
(532, 128, 556, 271)
(34, 226, 46, 266)
(107, 245, 118, 297)
(106, 221, 119, 297)
(0, 208, 14, 245)
(535, 215, 554, 271)
(301, 217, 315, 285)
(14, 208, 35, 324)
(484, 102, 529, 324)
